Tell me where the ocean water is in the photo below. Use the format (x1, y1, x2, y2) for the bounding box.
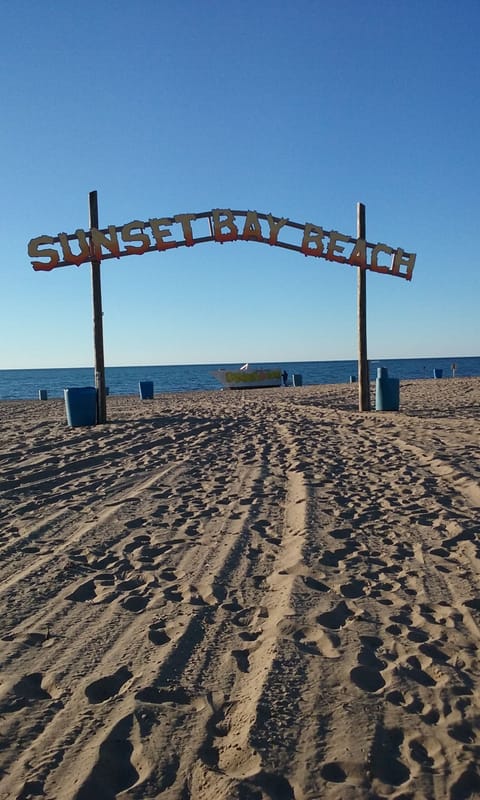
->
(0, 357, 479, 401)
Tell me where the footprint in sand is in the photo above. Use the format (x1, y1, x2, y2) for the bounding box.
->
(151, 504, 171, 518)
(340, 578, 367, 598)
(328, 528, 352, 540)
(389, 606, 413, 627)
(232, 648, 250, 672)
(232, 607, 255, 628)
(67, 572, 121, 605)
(123, 534, 151, 554)
(421, 706, 441, 725)
(2, 630, 49, 647)
(67, 579, 97, 602)
(148, 620, 171, 645)
(294, 627, 341, 659)
(238, 629, 262, 642)
(448, 720, 476, 744)
(124, 517, 147, 530)
(95, 572, 115, 587)
(222, 598, 242, 613)
(116, 570, 145, 589)
(133, 543, 166, 568)
(18, 779, 46, 798)
(135, 686, 190, 705)
(1, 672, 51, 712)
(163, 585, 184, 602)
(450, 760, 480, 798)
(358, 644, 387, 671)
(350, 666, 386, 693)
(226, 604, 269, 629)
(187, 585, 208, 606)
(318, 549, 347, 567)
(463, 597, 480, 612)
(121, 593, 151, 612)
(85, 665, 133, 704)
(397, 656, 437, 688)
(406, 693, 425, 714)
(386, 623, 402, 636)
(317, 601, 354, 630)
(184, 523, 200, 537)
(321, 762, 347, 783)
(159, 568, 178, 582)
(301, 575, 329, 593)
(409, 733, 446, 772)
(407, 626, 430, 643)
(386, 688, 426, 715)
(350, 636, 388, 693)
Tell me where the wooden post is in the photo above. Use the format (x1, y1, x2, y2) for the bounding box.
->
(357, 202, 370, 411)
(89, 190, 107, 424)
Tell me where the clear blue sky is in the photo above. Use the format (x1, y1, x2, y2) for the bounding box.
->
(1, 0, 479, 368)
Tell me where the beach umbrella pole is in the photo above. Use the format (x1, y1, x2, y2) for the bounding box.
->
(89, 190, 107, 424)
(357, 202, 370, 411)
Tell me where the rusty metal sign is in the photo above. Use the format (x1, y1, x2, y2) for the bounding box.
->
(28, 208, 416, 280)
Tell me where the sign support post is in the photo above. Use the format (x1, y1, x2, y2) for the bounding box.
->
(89, 190, 107, 424)
(357, 202, 370, 411)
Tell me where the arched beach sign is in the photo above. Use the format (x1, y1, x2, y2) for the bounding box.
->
(28, 207, 416, 280)
(27, 194, 416, 422)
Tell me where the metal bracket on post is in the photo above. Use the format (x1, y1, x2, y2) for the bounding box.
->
(89, 190, 107, 424)
(357, 202, 370, 411)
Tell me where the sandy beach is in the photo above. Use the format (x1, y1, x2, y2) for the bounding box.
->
(1, 378, 479, 800)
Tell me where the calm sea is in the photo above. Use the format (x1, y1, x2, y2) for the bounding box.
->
(0, 358, 479, 401)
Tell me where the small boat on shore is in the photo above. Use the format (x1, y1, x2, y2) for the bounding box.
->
(211, 363, 283, 389)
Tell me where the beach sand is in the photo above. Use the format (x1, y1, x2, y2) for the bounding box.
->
(1, 378, 479, 800)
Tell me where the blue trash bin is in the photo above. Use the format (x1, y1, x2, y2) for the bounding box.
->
(376, 378, 400, 411)
(38, 389, 48, 400)
(64, 387, 97, 427)
(375, 368, 400, 411)
(349, 375, 357, 383)
(433, 368, 443, 379)
(139, 380, 154, 399)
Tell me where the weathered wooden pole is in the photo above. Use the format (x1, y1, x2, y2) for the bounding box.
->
(89, 190, 107, 424)
(357, 202, 370, 411)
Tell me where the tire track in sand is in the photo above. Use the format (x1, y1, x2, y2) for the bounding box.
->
(1, 405, 295, 799)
